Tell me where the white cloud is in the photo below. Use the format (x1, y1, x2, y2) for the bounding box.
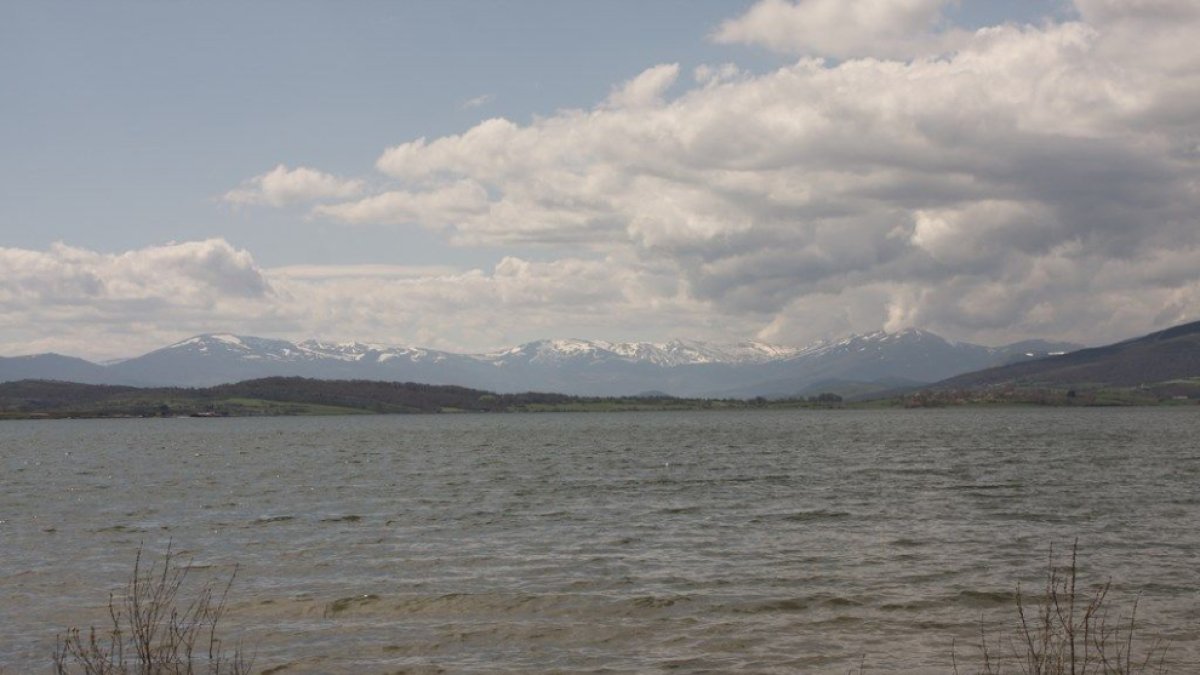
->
(693, 63, 743, 86)
(312, 180, 490, 229)
(461, 93, 494, 110)
(269, 264, 463, 280)
(223, 164, 363, 207)
(0, 240, 277, 358)
(32, 3, 1200, 357)
(0, 240, 724, 360)
(265, 252, 729, 357)
(712, 0, 966, 59)
(258, 254, 732, 355)
(0, 239, 270, 305)
(300, 5, 1200, 347)
(605, 63, 681, 108)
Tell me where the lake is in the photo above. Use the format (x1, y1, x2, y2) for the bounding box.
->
(2, 408, 1198, 672)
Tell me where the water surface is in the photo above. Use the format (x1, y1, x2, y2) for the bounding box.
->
(3, 408, 1198, 672)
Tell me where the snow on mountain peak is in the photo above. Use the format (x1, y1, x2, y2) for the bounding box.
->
(479, 337, 804, 367)
(296, 339, 449, 364)
(160, 332, 875, 368)
(167, 333, 251, 351)
(210, 334, 247, 346)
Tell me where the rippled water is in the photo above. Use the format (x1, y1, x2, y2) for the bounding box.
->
(3, 408, 1199, 672)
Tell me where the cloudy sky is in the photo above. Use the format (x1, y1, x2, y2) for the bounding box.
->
(3, 0, 1199, 360)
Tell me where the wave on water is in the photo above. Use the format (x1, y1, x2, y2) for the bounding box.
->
(4, 409, 1199, 673)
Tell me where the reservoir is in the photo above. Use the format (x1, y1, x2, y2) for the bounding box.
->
(3, 408, 1197, 672)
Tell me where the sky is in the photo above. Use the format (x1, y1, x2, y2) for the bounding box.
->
(3, 0, 1199, 360)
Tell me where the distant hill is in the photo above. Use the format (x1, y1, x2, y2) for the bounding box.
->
(0, 354, 112, 385)
(934, 320, 1200, 390)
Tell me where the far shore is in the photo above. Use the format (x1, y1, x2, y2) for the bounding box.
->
(2, 376, 1196, 421)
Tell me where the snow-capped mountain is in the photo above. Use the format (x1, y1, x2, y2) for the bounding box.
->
(296, 339, 457, 365)
(2, 330, 1082, 397)
(480, 338, 800, 368)
(103, 334, 472, 388)
(707, 329, 1069, 398)
(153, 334, 454, 365)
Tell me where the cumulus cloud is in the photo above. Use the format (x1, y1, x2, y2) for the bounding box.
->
(269, 264, 463, 280)
(605, 63, 681, 108)
(223, 164, 363, 206)
(0, 240, 725, 360)
(257, 253, 723, 354)
(693, 63, 743, 86)
(311, 180, 490, 229)
(0, 239, 269, 304)
(712, 0, 967, 59)
(154, 2, 1200, 351)
(0, 240, 277, 357)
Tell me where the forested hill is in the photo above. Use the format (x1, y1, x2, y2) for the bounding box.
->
(0, 377, 579, 418)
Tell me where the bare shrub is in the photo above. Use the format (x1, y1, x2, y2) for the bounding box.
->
(53, 543, 250, 674)
(956, 541, 1168, 675)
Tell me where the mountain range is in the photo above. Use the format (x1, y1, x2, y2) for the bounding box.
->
(0, 330, 1080, 398)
